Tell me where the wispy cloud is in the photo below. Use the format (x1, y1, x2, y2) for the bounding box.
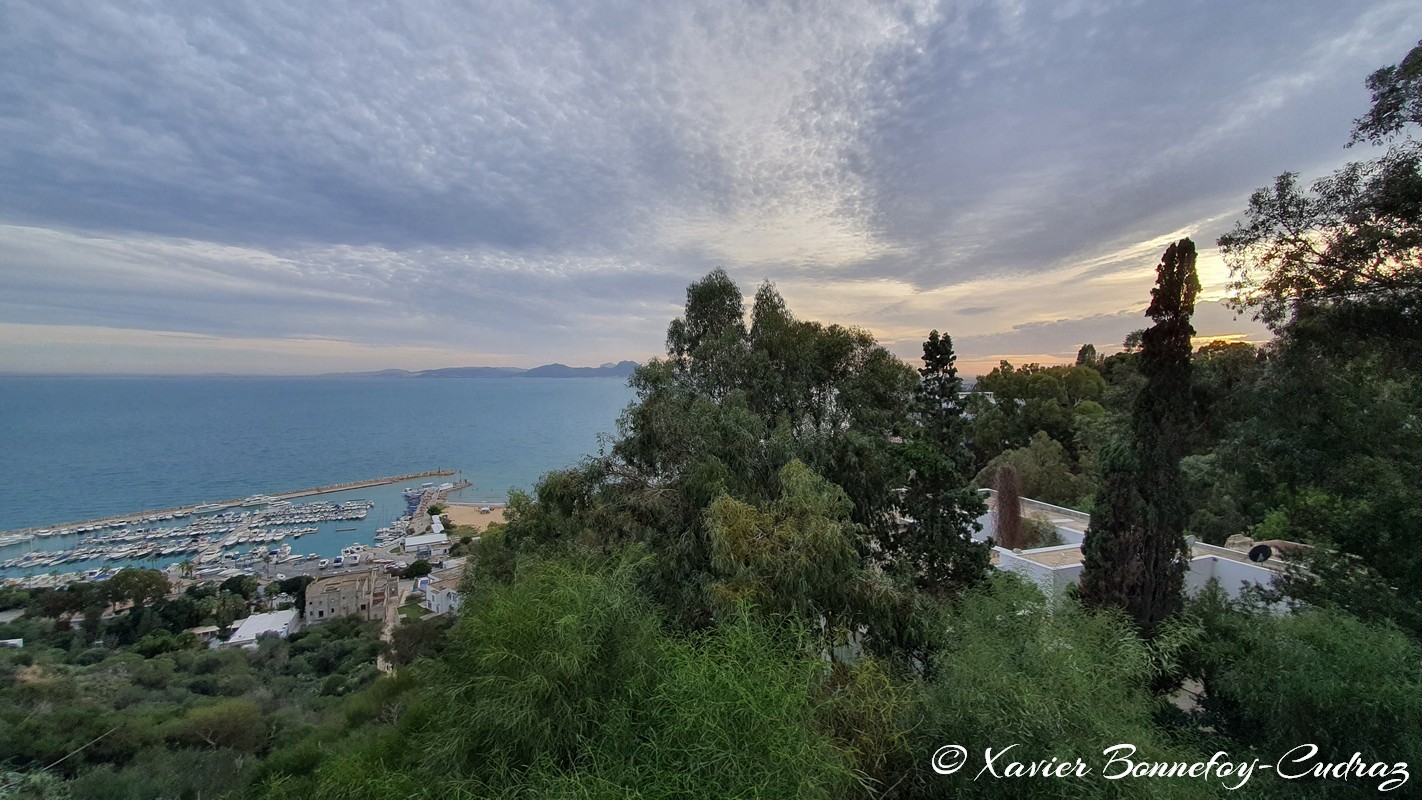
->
(0, 0, 1416, 374)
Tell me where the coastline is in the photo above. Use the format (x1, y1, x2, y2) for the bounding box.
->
(1, 469, 457, 538)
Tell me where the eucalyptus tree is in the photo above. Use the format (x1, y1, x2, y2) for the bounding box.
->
(1213, 40, 1422, 630)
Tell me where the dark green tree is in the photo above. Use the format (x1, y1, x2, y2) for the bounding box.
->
(219, 574, 260, 601)
(1079, 238, 1199, 637)
(108, 568, 171, 608)
(887, 331, 988, 597)
(1221, 40, 1422, 340)
(1351, 39, 1422, 146)
(401, 559, 433, 579)
(1074, 342, 1098, 366)
(973, 430, 1087, 509)
(664, 267, 748, 399)
(1215, 40, 1422, 630)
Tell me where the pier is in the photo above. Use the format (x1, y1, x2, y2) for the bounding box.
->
(0, 470, 458, 538)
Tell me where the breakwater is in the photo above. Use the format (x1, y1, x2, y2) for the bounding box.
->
(0, 470, 456, 539)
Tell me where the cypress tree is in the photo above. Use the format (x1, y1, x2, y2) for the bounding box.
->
(1079, 238, 1200, 636)
(993, 464, 1027, 550)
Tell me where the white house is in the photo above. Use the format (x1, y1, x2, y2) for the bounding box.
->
(975, 492, 1292, 604)
(421, 565, 465, 616)
(223, 608, 299, 649)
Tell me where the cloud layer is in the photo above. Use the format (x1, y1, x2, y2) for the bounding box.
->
(2, 0, 1418, 374)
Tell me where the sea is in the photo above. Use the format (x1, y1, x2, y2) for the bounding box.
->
(0, 376, 636, 578)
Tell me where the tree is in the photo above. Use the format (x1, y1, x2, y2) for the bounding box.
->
(1351, 39, 1422, 146)
(107, 568, 170, 608)
(914, 576, 1218, 800)
(1074, 342, 1098, 367)
(401, 560, 433, 580)
(1079, 239, 1199, 637)
(1221, 40, 1422, 336)
(388, 616, 450, 666)
(973, 431, 1086, 508)
(219, 574, 259, 601)
(992, 464, 1027, 549)
(171, 699, 267, 752)
(887, 330, 989, 598)
(1186, 593, 1422, 779)
(664, 267, 748, 399)
(533, 271, 919, 628)
(704, 460, 878, 649)
(1214, 41, 1422, 629)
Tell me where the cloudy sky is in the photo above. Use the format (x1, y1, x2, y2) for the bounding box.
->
(2, 1, 1418, 376)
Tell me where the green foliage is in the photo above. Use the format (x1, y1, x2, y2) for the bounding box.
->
(296, 556, 864, 798)
(503, 272, 921, 631)
(1186, 591, 1422, 783)
(219, 573, 260, 601)
(518, 614, 860, 798)
(704, 460, 883, 649)
(388, 615, 452, 667)
(974, 431, 1089, 509)
(910, 576, 1217, 799)
(106, 568, 170, 606)
(1211, 340, 1422, 630)
(169, 698, 267, 752)
(410, 555, 664, 778)
(400, 559, 433, 579)
(1022, 513, 1065, 549)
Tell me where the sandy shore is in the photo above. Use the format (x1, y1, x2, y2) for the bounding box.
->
(443, 503, 507, 531)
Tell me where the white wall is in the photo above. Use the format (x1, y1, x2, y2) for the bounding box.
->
(1187, 553, 1279, 601)
(976, 510, 1084, 546)
(994, 548, 1080, 599)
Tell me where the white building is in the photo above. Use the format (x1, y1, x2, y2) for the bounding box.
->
(223, 608, 299, 649)
(404, 532, 450, 559)
(976, 493, 1292, 603)
(421, 565, 466, 616)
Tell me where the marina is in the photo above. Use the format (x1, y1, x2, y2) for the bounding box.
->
(1, 474, 470, 587)
(0, 469, 456, 544)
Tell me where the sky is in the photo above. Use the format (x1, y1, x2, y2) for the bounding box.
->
(2, 1, 1419, 377)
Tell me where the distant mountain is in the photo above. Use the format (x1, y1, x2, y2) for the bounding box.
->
(520, 360, 638, 378)
(317, 368, 419, 378)
(310, 361, 638, 379)
(416, 366, 527, 378)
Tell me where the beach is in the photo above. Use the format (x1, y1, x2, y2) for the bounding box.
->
(443, 503, 507, 531)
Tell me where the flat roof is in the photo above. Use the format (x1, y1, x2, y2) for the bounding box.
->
(405, 533, 449, 547)
(1009, 542, 1287, 572)
(228, 609, 298, 643)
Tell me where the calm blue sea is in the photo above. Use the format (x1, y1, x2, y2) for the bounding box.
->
(0, 376, 635, 534)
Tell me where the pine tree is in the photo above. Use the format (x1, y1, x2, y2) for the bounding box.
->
(893, 330, 989, 597)
(1079, 239, 1200, 636)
